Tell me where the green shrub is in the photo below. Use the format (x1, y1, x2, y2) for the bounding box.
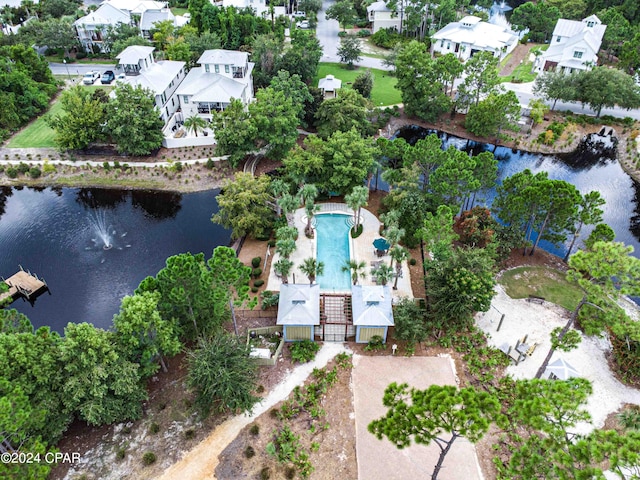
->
(409, 258, 417, 266)
(261, 291, 280, 309)
(364, 335, 386, 352)
(29, 167, 41, 179)
(249, 424, 260, 436)
(0, 166, 4, 173)
(149, 422, 160, 434)
(17, 162, 29, 174)
(116, 447, 126, 460)
(142, 452, 156, 465)
(254, 279, 265, 287)
(251, 257, 262, 268)
(357, 29, 371, 37)
(267, 239, 276, 247)
(289, 340, 320, 363)
(252, 267, 262, 278)
(260, 467, 271, 480)
(184, 429, 196, 439)
(355, 18, 369, 27)
(206, 158, 215, 169)
(6, 167, 18, 179)
(338, 31, 347, 37)
(251, 286, 259, 293)
(351, 224, 363, 238)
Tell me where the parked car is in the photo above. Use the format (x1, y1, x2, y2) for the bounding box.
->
(82, 71, 100, 85)
(296, 20, 309, 29)
(292, 11, 305, 17)
(101, 70, 115, 84)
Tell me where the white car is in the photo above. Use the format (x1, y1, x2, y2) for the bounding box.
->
(82, 71, 100, 85)
(292, 11, 305, 17)
(296, 20, 309, 29)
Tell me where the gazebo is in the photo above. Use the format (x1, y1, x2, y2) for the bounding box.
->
(351, 285, 394, 343)
(276, 284, 320, 341)
(318, 74, 342, 98)
(544, 356, 580, 380)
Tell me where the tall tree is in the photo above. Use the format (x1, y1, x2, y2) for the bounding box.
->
(60, 323, 147, 426)
(269, 70, 313, 126)
(212, 172, 274, 240)
(299, 183, 319, 237)
(182, 113, 208, 137)
(113, 291, 181, 377)
(465, 91, 521, 138)
(535, 242, 640, 378)
(250, 87, 300, 160)
(325, 0, 356, 30)
(574, 67, 640, 117)
(345, 185, 369, 230)
(187, 334, 259, 417)
(274, 258, 294, 284)
(280, 30, 322, 84)
(509, 1, 561, 42)
(342, 259, 367, 285)
(337, 35, 362, 69)
(563, 191, 605, 261)
(314, 88, 371, 139)
(106, 83, 164, 156)
(368, 383, 500, 480)
(208, 246, 256, 336)
(456, 51, 501, 110)
(211, 98, 257, 166)
(533, 71, 578, 110)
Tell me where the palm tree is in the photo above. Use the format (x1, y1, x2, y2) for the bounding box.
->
(274, 259, 294, 284)
(300, 257, 325, 284)
(276, 225, 298, 241)
(299, 184, 319, 237)
(342, 259, 367, 285)
(278, 193, 300, 219)
(270, 178, 291, 217)
(389, 245, 409, 290)
(373, 264, 394, 286)
(183, 114, 208, 137)
(345, 185, 369, 231)
(275, 238, 296, 259)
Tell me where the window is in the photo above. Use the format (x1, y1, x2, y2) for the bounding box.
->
(225, 64, 229, 73)
(172, 98, 174, 107)
(557, 36, 561, 42)
(440, 40, 444, 48)
(183, 96, 189, 104)
(205, 64, 209, 72)
(446, 42, 450, 50)
(587, 21, 594, 27)
(215, 64, 219, 73)
(573, 51, 583, 59)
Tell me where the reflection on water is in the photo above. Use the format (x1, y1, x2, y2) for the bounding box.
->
(393, 126, 640, 258)
(0, 187, 229, 332)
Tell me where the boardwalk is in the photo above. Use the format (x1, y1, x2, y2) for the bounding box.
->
(1, 270, 48, 304)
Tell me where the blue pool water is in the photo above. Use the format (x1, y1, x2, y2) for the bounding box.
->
(315, 214, 352, 291)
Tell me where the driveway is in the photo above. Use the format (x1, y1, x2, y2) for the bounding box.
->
(352, 355, 484, 480)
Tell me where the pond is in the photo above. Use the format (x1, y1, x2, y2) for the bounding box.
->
(0, 187, 230, 332)
(389, 126, 640, 259)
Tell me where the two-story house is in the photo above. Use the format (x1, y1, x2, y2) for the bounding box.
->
(431, 15, 519, 61)
(74, 3, 131, 53)
(366, 1, 400, 33)
(140, 8, 176, 39)
(114, 46, 186, 124)
(534, 15, 607, 74)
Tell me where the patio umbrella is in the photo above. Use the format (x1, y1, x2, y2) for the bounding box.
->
(544, 356, 580, 380)
(373, 238, 391, 251)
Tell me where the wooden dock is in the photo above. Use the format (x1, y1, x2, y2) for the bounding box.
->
(1, 268, 48, 305)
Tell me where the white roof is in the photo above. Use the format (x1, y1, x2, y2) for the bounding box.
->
(432, 15, 518, 51)
(116, 45, 155, 64)
(140, 8, 175, 31)
(277, 284, 320, 326)
(120, 60, 185, 95)
(351, 285, 394, 327)
(74, 3, 130, 27)
(542, 16, 606, 69)
(366, 1, 390, 13)
(197, 49, 248, 65)
(552, 15, 605, 40)
(176, 63, 253, 103)
(318, 74, 342, 92)
(104, 0, 167, 14)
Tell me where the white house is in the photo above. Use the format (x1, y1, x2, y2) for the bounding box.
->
(104, 0, 168, 16)
(351, 285, 394, 344)
(431, 15, 519, 61)
(211, 0, 285, 18)
(366, 1, 399, 34)
(139, 8, 176, 39)
(277, 284, 320, 342)
(534, 15, 606, 74)
(162, 49, 255, 147)
(114, 46, 186, 125)
(318, 74, 342, 98)
(74, 3, 130, 53)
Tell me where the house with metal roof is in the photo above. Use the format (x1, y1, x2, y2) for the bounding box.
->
(318, 74, 342, 98)
(366, 1, 400, 34)
(277, 284, 321, 341)
(431, 15, 518, 61)
(534, 15, 606, 74)
(74, 3, 130, 53)
(351, 285, 394, 343)
(114, 46, 186, 125)
(139, 8, 176, 39)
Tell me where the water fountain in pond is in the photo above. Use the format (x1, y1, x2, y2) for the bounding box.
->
(88, 210, 130, 254)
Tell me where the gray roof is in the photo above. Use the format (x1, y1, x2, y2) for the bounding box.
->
(197, 50, 249, 66)
(277, 284, 320, 326)
(351, 285, 394, 327)
(552, 15, 605, 41)
(432, 16, 518, 50)
(140, 9, 175, 31)
(175, 65, 252, 102)
(366, 1, 390, 13)
(318, 74, 342, 92)
(116, 45, 155, 65)
(119, 59, 185, 95)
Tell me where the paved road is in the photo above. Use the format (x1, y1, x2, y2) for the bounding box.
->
(49, 62, 117, 77)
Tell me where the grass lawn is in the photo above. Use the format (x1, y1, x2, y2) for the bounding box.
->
(7, 86, 113, 148)
(315, 63, 400, 106)
(500, 61, 538, 83)
(499, 266, 583, 311)
(170, 7, 189, 15)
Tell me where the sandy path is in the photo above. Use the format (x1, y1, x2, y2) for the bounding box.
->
(157, 343, 350, 480)
(477, 285, 640, 435)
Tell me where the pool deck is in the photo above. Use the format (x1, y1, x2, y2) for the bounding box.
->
(265, 205, 415, 299)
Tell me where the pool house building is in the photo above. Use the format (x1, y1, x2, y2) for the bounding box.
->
(276, 284, 320, 341)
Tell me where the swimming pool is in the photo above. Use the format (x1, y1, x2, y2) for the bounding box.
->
(315, 214, 352, 291)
